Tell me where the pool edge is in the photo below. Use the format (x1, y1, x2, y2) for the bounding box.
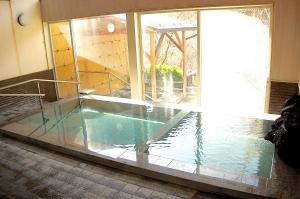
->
(0, 127, 277, 199)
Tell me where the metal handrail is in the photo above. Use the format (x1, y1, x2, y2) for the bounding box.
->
(79, 70, 130, 95)
(0, 78, 80, 91)
(109, 73, 130, 86)
(79, 70, 129, 86)
(0, 78, 80, 124)
(145, 93, 154, 101)
(0, 94, 45, 97)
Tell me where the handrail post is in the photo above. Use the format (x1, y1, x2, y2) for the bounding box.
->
(77, 82, 81, 106)
(36, 81, 46, 124)
(108, 73, 111, 95)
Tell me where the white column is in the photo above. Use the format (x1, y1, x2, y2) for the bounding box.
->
(197, 11, 203, 106)
(126, 13, 144, 100)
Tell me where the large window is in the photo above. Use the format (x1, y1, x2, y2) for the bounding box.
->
(200, 7, 272, 115)
(141, 11, 199, 105)
(72, 14, 131, 98)
(48, 6, 272, 115)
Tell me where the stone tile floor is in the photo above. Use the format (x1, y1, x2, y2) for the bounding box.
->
(270, 151, 300, 199)
(0, 135, 231, 199)
(0, 101, 41, 126)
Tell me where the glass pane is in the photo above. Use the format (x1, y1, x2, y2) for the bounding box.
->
(200, 7, 272, 115)
(72, 14, 131, 98)
(50, 22, 78, 98)
(141, 11, 198, 106)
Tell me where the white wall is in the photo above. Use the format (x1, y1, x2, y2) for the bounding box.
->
(0, 0, 48, 81)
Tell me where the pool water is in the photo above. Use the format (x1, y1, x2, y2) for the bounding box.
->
(149, 112, 274, 177)
(75, 109, 164, 147)
(18, 100, 177, 150)
(16, 99, 274, 177)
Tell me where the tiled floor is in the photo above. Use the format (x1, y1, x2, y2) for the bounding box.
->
(270, 151, 300, 199)
(0, 135, 229, 199)
(0, 101, 41, 126)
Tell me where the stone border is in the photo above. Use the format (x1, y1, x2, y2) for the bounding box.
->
(0, 96, 280, 199)
(0, 122, 277, 199)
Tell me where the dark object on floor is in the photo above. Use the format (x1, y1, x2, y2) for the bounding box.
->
(265, 94, 300, 168)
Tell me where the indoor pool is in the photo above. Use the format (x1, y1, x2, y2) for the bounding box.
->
(12, 99, 274, 177)
(17, 99, 180, 151)
(148, 112, 274, 177)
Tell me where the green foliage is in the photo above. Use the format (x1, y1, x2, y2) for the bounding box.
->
(145, 64, 183, 81)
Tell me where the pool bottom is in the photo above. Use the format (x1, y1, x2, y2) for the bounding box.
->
(0, 126, 278, 199)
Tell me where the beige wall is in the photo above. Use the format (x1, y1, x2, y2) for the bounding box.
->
(270, 0, 300, 82)
(41, 0, 275, 21)
(41, 0, 300, 83)
(0, 0, 48, 81)
(0, 1, 20, 80)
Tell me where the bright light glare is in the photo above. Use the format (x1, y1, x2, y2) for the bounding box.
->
(201, 10, 270, 116)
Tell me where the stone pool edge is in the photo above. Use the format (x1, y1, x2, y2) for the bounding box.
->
(0, 126, 278, 199)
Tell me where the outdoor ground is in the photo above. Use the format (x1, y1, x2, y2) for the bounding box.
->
(0, 134, 229, 199)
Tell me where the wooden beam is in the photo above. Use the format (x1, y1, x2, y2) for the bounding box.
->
(41, 0, 274, 22)
(150, 31, 157, 100)
(174, 32, 182, 46)
(182, 31, 187, 97)
(144, 52, 151, 62)
(186, 33, 197, 40)
(165, 33, 183, 52)
(155, 27, 197, 33)
(155, 33, 165, 61)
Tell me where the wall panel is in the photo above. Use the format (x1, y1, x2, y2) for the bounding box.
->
(269, 81, 299, 114)
(41, 0, 274, 22)
(0, 0, 49, 81)
(0, 1, 21, 80)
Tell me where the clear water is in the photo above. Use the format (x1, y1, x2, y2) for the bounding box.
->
(18, 99, 177, 150)
(149, 112, 274, 177)
(72, 109, 163, 148)
(17, 99, 274, 177)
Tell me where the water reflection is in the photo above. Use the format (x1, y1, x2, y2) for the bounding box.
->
(19, 99, 178, 158)
(148, 112, 274, 177)
(17, 99, 274, 177)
